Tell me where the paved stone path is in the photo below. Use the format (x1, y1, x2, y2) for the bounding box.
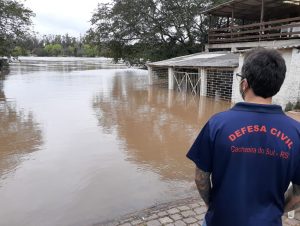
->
(99, 197, 300, 226)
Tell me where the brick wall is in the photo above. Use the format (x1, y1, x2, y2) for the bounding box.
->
(207, 69, 234, 101)
(151, 68, 168, 87)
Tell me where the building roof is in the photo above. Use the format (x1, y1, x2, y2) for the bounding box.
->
(203, 0, 300, 20)
(147, 52, 239, 68)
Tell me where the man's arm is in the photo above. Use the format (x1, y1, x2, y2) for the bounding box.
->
(284, 184, 300, 212)
(195, 167, 211, 207)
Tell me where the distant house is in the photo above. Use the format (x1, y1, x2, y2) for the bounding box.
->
(147, 0, 300, 106)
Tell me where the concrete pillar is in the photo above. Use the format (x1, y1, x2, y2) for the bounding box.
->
(168, 67, 175, 90)
(199, 68, 207, 96)
(148, 66, 154, 85)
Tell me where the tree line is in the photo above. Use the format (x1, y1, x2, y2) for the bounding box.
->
(87, 0, 227, 64)
(13, 34, 99, 57)
(1, 0, 228, 65)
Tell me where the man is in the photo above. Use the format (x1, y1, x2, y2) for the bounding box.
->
(187, 48, 300, 226)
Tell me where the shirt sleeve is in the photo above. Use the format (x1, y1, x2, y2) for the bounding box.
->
(186, 121, 213, 173)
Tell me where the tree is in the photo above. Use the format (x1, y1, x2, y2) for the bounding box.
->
(0, 0, 34, 57)
(88, 0, 224, 64)
(83, 44, 97, 57)
(44, 44, 63, 56)
(15, 33, 93, 57)
(12, 46, 28, 56)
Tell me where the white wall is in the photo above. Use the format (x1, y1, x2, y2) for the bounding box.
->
(273, 48, 300, 107)
(232, 48, 300, 108)
(273, 49, 294, 106)
(232, 53, 244, 103)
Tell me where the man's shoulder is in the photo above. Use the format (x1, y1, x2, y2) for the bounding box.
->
(282, 113, 300, 130)
(208, 109, 235, 123)
(207, 109, 300, 133)
(206, 110, 234, 131)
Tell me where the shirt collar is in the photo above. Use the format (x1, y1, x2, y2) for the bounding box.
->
(231, 102, 284, 114)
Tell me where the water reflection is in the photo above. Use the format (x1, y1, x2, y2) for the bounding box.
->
(3, 57, 300, 225)
(0, 76, 5, 101)
(93, 74, 231, 181)
(0, 75, 43, 179)
(0, 60, 231, 225)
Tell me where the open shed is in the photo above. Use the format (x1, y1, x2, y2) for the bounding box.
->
(147, 52, 239, 101)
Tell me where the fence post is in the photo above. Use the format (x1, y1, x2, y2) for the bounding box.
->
(185, 72, 188, 91)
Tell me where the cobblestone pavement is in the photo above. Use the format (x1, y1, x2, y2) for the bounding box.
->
(98, 197, 300, 226)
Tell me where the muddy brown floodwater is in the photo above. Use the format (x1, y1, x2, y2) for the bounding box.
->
(0, 57, 232, 226)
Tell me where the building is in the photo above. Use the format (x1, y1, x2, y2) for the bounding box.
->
(147, 0, 300, 107)
(147, 52, 239, 101)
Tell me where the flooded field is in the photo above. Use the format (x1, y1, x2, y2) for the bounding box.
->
(0, 57, 231, 226)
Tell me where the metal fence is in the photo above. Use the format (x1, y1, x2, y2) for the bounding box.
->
(173, 71, 201, 96)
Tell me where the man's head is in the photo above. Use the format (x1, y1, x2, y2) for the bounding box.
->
(240, 48, 286, 100)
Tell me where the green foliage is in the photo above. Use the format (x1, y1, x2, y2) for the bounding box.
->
(285, 102, 294, 112)
(17, 34, 99, 57)
(44, 44, 63, 56)
(0, 0, 35, 57)
(32, 48, 47, 57)
(284, 100, 300, 112)
(0, 59, 9, 70)
(12, 46, 28, 57)
(83, 44, 97, 57)
(66, 46, 75, 56)
(0, 0, 229, 61)
(88, 0, 226, 64)
(294, 100, 300, 111)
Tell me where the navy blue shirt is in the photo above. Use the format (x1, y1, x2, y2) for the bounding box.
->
(187, 102, 300, 226)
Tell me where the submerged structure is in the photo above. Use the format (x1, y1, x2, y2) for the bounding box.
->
(147, 0, 300, 106)
(147, 52, 238, 101)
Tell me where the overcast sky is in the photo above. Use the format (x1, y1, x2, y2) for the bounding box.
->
(23, 0, 111, 37)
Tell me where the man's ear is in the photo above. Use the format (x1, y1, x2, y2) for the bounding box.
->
(243, 79, 249, 90)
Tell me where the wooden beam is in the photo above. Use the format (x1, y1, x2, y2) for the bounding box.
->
(210, 16, 300, 31)
(208, 14, 212, 44)
(259, 0, 264, 41)
(209, 31, 300, 43)
(209, 30, 300, 43)
(231, 6, 234, 24)
(260, 0, 264, 23)
(231, 5, 235, 39)
(209, 22, 300, 37)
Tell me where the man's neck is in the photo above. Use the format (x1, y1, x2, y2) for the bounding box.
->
(244, 90, 272, 105)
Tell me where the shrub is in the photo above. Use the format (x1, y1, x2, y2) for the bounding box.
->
(294, 100, 300, 111)
(285, 102, 293, 112)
